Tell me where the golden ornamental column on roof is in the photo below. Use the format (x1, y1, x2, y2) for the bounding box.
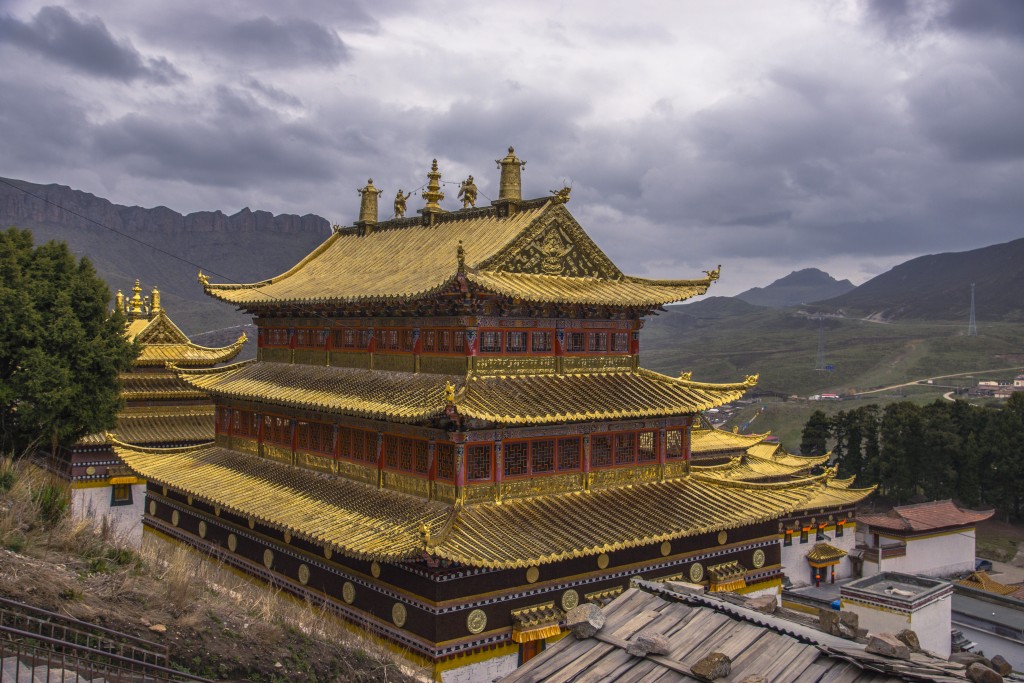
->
(419, 159, 446, 216)
(357, 179, 383, 225)
(496, 146, 526, 203)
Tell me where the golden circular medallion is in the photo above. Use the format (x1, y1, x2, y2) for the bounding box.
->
(283, 531, 292, 544)
(263, 549, 274, 569)
(148, 500, 156, 516)
(227, 533, 237, 552)
(171, 510, 179, 527)
(717, 530, 728, 545)
(561, 589, 580, 611)
(187, 495, 193, 505)
(371, 561, 381, 578)
(660, 541, 672, 557)
(198, 521, 207, 539)
(597, 553, 610, 570)
(466, 608, 487, 634)
(752, 549, 766, 569)
(392, 602, 407, 627)
(324, 546, 333, 560)
(525, 566, 540, 584)
(86, 466, 95, 476)
(214, 505, 221, 516)
(247, 517, 255, 530)
(298, 564, 310, 585)
(342, 581, 355, 604)
(689, 562, 704, 583)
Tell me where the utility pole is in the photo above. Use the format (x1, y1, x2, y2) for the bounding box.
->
(968, 283, 978, 337)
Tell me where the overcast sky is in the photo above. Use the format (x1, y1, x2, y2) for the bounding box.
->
(2, 0, 1022, 295)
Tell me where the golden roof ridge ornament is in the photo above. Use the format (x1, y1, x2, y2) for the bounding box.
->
(550, 185, 571, 204)
(419, 159, 446, 222)
(704, 264, 722, 282)
(197, 271, 210, 288)
(357, 178, 383, 231)
(744, 373, 759, 386)
(494, 146, 526, 214)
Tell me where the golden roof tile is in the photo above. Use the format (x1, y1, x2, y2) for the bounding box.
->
(129, 309, 246, 367)
(120, 372, 208, 402)
(690, 428, 768, 455)
(806, 543, 848, 564)
(113, 442, 866, 569)
(203, 201, 713, 309)
(179, 361, 751, 425)
(78, 406, 215, 447)
(955, 571, 1020, 596)
(794, 481, 876, 511)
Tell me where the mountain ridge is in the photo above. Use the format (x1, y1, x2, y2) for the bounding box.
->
(736, 268, 854, 308)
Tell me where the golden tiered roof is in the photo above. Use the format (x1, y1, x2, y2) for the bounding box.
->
(806, 542, 848, 565)
(202, 199, 715, 309)
(690, 427, 769, 455)
(128, 309, 246, 367)
(178, 361, 753, 425)
(119, 373, 207, 402)
(79, 406, 215, 446)
(114, 441, 873, 569)
(690, 452, 830, 482)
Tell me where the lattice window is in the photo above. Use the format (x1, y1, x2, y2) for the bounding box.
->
(384, 435, 400, 468)
(360, 330, 373, 349)
(453, 331, 466, 353)
(836, 520, 845, 538)
(612, 332, 629, 353)
(480, 330, 502, 353)
(438, 330, 451, 352)
(557, 437, 581, 471)
(264, 328, 290, 347)
(338, 426, 352, 459)
(375, 330, 386, 350)
(296, 328, 327, 349)
(351, 429, 377, 463)
(217, 408, 231, 434)
(413, 440, 429, 475)
(400, 330, 415, 352)
(467, 444, 492, 481)
(263, 415, 291, 445)
(532, 440, 555, 473)
(614, 433, 636, 465)
(506, 331, 528, 354)
(638, 431, 657, 462)
(436, 443, 455, 481)
(387, 329, 399, 350)
(566, 332, 585, 353)
(399, 437, 415, 471)
(298, 422, 331, 454)
(504, 441, 528, 477)
(592, 435, 612, 467)
(665, 429, 684, 459)
(423, 330, 436, 352)
(588, 332, 608, 353)
(531, 331, 552, 353)
(233, 410, 258, 438)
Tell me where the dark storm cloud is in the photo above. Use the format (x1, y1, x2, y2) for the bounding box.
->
(242, 77, 303, 108)
(938, 0, 1024, 38)
(92, 86, 340, 187)
(176, 15, 350, 69)
(0, 6, 183, 83)
(0, 78, 90, 169)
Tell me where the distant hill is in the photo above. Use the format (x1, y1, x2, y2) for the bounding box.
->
(0, 178, 330, 334)
(816, 237, 1024, 322)
(736, 268, 854, 308)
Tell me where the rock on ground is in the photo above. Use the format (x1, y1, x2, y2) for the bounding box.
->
(864, 633, 910, 660)
(690, 652, 731, 680)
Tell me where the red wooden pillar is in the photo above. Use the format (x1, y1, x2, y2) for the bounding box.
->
(582, 434, 591, 491)
(376, 432, 384, 488)
(831, 566, 836, 584)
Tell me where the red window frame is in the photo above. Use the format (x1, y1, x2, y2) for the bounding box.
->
(262, 414, 291, 446)
(262, 327, 290, 348)
(466, 443, 493, 482)
(665, 428, 685, 460)
(297, 420, 333, 455)
(435, 443, 456, 482)
(295, 327, 328, 349)
(232, 410, 259, 438)
(340, 427, 377, 465)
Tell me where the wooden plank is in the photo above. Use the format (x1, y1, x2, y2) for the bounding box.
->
(511, 641, 616, 682)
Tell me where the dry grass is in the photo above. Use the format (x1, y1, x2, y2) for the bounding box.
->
(0, 457, 421, 682)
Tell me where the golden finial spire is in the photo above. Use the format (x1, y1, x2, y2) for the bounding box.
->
(456, 240, 465, 274)
(419, 159, 445, 215)
(150, 285, 161, 317)
(495, 146, 526, 203)
(357, 178, 383, 224)
(114, 289, 124, 313)
(127, 279, 144, 319)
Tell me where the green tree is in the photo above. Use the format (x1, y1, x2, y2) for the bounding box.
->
(0, 228, 136, 457)
(800, 409, 830, 456)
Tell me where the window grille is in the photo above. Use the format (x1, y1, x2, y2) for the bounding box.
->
(614, 432, 636, 465)
(436, 444, 455, 481)
(467, 444, 492, 481)
(480, 330, 502, 353)
(612, 332, 629, 353)
(532, 440, 555, 473)
(505, 331, 528, 353)
(592, 435, 612, 467)
(557, 437, 581, 471)
(504, 442, 529, 477)
(532, 331, 552, 353)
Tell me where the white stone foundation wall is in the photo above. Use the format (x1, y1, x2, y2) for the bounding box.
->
(71, 484, 145, 547)
(441, 652, 518, 683)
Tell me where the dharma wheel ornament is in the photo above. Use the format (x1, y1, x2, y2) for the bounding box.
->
(298, 564, 310, 585)
(561, 589, 579, 611)
(342, 581, 355, 604)
(227, 534, 237, 552)
(526, 566, 540, 584)
(263, 549, 274, 569)
(198, 521, 207, 539)
(717, 530, 728, 545)
(660, 541, 672, 557)
(752, 549, 766, 569)
(148, 501, 156, 515)
(466, 609, 487, 634)
(597, 553, 610, 569)
(392, 602, 407, 627)
(689, 562, 704, 583)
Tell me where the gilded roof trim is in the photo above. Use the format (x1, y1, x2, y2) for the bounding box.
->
(806, 543, 848, 564)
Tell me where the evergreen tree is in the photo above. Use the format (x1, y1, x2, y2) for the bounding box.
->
(800, 409, 830, 456)
(0, 228, 136, 456)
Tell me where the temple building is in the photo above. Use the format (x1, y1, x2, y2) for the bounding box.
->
(63, 280, 245, 542)
(112, 149, 872, 681)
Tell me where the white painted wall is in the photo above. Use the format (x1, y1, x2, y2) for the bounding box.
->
(71, 484, 145, 547)
(844, 594, 951, 659)
(869, 531, 975, 578)
(441, 652, 518, 683)
(781, 525, 857, 587)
